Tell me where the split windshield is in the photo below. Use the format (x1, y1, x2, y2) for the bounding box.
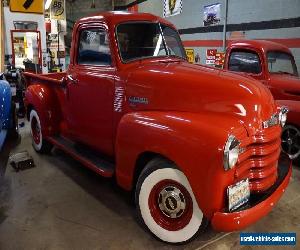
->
(267, 51, 298, 76)
(116, 22, 186, 62)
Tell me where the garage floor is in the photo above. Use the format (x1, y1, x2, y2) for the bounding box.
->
(0, 122, 299, 250)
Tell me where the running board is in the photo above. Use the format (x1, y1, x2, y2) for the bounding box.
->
(47, 136, 115, 177)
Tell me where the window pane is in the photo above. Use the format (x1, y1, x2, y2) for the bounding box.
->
(78, 29, 111, 65)
(161, 25, 186, 58)
(229, 50, 261, 74)
(267, 51, 298, 76)
(116, 22, 185, 62)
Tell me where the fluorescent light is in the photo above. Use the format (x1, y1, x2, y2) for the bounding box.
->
(45, 0, 53, 10)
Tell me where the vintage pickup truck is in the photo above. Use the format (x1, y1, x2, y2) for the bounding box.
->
(24, 12, 291, 243)
(224, 40, 300, 160)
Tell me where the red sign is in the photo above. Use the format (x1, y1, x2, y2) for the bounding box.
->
(206, 49, 217, 65)
(206, 49, 217, 58)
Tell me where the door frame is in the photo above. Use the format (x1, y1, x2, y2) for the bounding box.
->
(10, 29, 42, 68)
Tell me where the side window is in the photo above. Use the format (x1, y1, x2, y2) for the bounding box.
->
(229, 50, 261, 74)
(77, 29, 111, 66)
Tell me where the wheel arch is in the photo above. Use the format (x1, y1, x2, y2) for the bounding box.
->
(25, 84, 62, 137)
(132, 151, 177, 193)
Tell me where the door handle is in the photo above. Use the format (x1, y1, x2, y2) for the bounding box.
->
(67, 75, 78, 84)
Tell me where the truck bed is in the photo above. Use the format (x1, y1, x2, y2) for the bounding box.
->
(23, 72, 66, 86)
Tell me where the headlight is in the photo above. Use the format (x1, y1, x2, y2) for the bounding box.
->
(224, 135, 240, 171)
(279, 107, 289, 127)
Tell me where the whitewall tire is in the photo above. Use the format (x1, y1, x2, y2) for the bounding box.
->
(136, 158, 205, 243)
(30, 109, 52, 153)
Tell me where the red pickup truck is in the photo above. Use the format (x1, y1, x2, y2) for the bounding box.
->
(225, 40, 300, 160)
(24, 12, 291, 243)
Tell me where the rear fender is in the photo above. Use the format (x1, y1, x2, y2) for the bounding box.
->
(25, 84, 62, 137)
(115, 111, 247, 218)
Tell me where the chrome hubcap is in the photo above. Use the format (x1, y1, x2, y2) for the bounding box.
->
(158, 186, 186, 218)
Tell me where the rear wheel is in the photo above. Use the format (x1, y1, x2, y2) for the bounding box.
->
(30, 109, 53, 153)
(281, 125, 300, 160)
(135, 158, 206, 244)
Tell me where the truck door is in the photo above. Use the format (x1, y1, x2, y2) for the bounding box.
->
(66, 26, 115, 156)
(227, 48, 266, 82)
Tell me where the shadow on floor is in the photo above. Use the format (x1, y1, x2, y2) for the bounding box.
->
(0, 133, 21, 177)
(46, 148, 222, 248)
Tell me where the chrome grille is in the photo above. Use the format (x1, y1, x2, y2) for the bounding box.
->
(235, 126, 281, 192)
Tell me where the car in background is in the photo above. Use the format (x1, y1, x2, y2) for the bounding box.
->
(224, 40, 300, 160)
(0, 73, 18, 150)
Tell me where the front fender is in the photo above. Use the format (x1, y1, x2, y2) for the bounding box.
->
(276, 99, 300, 127)
(0, 80, 12, 129)
(115, 111, 247, 218)
(25, 84, 62, 136)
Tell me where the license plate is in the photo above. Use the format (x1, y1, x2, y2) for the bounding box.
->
(227, 179, 250, 211)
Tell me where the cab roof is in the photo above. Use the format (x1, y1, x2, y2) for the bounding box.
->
(228, 40, 291, 54)
(76, 11, 176, 29)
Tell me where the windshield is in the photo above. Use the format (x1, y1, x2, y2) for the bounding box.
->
(267, 51, 298, 76)
(116, 22, 186, 62)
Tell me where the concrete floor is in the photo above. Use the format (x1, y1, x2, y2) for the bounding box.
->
(0, 121, 299, 250)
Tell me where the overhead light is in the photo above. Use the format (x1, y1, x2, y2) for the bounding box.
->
(45, 0, 53, 10)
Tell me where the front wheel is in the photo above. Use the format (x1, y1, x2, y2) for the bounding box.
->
(281, 125, 300, 160)
(30, 109, 53, 153)
(135, 158, 206, 244)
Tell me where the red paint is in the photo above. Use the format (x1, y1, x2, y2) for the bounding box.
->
(148, 180, 193, 231)
(225, 40, 300, 129)
(183, 40, 223, 47)
(23, 12, 291, 235)
(182, 38, 300, 48)
(212, 162, 292, 231)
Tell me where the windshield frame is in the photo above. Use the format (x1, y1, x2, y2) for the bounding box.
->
(115, 21, 187, 64)
(267, 50, 299, 77)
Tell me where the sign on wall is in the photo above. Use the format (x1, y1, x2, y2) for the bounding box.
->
(206, 49, 217, 65)
(215, 52, 225, 66)
(203, 3, 221, 26)
(10, 0, 44, 14)
(163, 0, 183, 18)
(185, 48, 195, 63)
(50, 0, 65, 20)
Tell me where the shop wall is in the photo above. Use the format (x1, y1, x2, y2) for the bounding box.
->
(66, 0, 112, 23)
(3, 7, 47, 73)
(137, 0, 300, 69)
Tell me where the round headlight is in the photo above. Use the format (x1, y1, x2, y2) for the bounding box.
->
(279, 107, 289, 127)
(224, 135, 240, 171)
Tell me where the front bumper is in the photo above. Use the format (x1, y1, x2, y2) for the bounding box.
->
(211, 155, 292, 232)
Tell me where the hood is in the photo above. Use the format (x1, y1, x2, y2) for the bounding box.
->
(269, 74, 300, 101)
(125, 60, 277, 136)
(0, 80, 12, 130)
